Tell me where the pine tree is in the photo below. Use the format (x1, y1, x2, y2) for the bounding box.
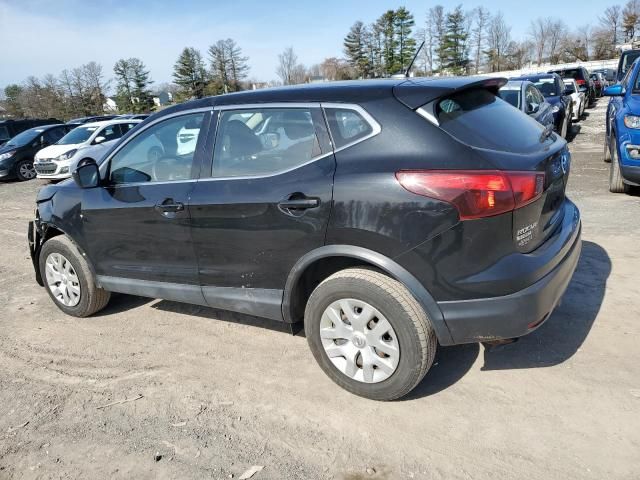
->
(344, 21, 371, 78)
(440, 6, 469, 74)
(114, 58, 153, 113)
(379, 10, 398, 74)
(225, 39, 249, 91)
(394, 7, 416, 73)
(173, 47, 208, 100)
(208, 39, 249, 94)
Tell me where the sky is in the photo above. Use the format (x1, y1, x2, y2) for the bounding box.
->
(0, 0, 602, 91)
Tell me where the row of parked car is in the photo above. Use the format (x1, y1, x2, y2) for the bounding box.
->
(498, 67, 608, 140)
(0, 114, 149, 181)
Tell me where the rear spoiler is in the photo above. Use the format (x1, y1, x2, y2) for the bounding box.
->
(392, 77, 508, 110)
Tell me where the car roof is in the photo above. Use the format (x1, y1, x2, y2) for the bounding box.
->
(157, 76, 508, 115)
(80, 119, 143, 128)
(21, 123, 66, 133)
(512, 73, 557, 81)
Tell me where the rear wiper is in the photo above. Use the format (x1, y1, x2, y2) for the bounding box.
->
(540, 124, 554, 142)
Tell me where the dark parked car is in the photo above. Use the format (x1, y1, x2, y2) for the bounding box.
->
(66, 115, 118, 125)
(593, 68, 616, 83)
(549, 66, 596, 106)
(616, 49, 640, 82)
(0, 124, 77, 181)
(0, 118, 62, 147)
(28, 77, 581, 400)
(590, 73, 606, 96)
(511, 73, 573, 137)
(499, 80, 556, 132)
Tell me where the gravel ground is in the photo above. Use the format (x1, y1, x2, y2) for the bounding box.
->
(0, 98, 639, 480)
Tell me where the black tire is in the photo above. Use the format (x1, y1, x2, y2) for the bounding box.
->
(560, 114, 568, 139)
(604, 136, 612, 163)
(39, 236, 111, 317)
(15, 159, 36, 181)
(304, 268, 437, 401)
(609, 139, 629, 194)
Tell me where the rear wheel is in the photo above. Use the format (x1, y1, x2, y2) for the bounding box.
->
(15, 160, 36, 181)
(305, 268, 437, 401)
(39, 236, 111, 317)
(560, 114, 568, 138)
(609, 139, 630, 194)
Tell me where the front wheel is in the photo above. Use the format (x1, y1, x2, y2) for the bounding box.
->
(609, 139, 630, 194)
(39, 236, 111, 317)
(604, 136, 612, 163)
(15, 160, 36, 181)
(560, 115, 568, 138)
(305, 268, 437, 401)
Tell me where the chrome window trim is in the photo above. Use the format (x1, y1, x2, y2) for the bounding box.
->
(416, 102, 439, 126)
(99, 107, 214, 178)
(213, 102, 321, 111)
(320, 102, 382, 153)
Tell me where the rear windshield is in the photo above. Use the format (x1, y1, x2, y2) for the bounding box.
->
(530, 77, 557, 96)
(552, 69, 583, 81)
(436, 89, 550, 154)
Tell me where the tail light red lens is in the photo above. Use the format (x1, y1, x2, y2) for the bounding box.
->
(576, 79, 586, 85)
(396, 170, 545, 220)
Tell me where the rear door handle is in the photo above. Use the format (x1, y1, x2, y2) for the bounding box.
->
(278, 198, 319, 209)
(155, 199, 184, 215)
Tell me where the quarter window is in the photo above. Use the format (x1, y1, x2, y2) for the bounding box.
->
(109, 113, 205, 184)
(213, 108, 321, 177)
(324, 108, 373, 149)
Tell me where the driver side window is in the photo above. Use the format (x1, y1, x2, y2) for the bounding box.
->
(109, 113, 205, 184)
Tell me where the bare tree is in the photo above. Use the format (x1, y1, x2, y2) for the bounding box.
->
(427, 6, 445, 71)
(623, 0, 640, 40)
(576, 24, 593, 60)
(487, 13, 511, 72)
(276, 47, 300, 85)
(547, 20, 568, 64)
(529, 17, 550, 66)
(470, 7, 491, 73)
(600, 5, 622, 49)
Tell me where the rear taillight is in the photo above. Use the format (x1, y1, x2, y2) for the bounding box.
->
(576, 79, 586, 85)
(396, 170, 545, 220)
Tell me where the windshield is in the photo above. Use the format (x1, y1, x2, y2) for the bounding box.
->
(0, 126, 9, 142)
(552, 69, 583, 81)
(620, 51, 640, 79)
(564, 82, 576, 94)
(498, 89, 520, 108)
(58, 126, 98, 145)
(5, 128, 44, 147)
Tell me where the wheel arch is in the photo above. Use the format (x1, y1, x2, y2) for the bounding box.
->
(282, 245, 454, 345)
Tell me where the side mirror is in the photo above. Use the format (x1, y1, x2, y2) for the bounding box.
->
(93, 136, 106, 145)
(72, 158, 100, 189)
(527, 103, 540, 114)
(604, 84, 625, 96)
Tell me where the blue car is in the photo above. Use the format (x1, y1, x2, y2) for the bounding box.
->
(604, 58, 640, 193)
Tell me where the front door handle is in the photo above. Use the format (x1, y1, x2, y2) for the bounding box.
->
(155, 199, 184, 216)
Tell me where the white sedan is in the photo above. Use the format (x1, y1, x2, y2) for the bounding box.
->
(563, 79, 586, 121)
(34, 119, 141, 180)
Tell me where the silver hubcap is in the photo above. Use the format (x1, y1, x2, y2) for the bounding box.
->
(20, 162, 36, 179)
(45, 253, 81, 307)
(320, 299, 400, 383)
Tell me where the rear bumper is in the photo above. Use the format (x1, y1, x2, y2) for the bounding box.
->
(438, 205, 582, 345)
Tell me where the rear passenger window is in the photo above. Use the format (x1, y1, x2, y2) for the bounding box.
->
(324, 108, 373, 149)
(213, 108, 321, 177)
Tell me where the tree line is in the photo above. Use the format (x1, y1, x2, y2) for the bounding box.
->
(2, 2, 639, 120)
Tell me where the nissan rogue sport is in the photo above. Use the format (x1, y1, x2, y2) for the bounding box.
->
(28, 77, 582, 400)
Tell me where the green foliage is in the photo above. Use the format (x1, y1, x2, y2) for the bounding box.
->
(3, 84, 24, 117)
(208, 39, 249, 93)
(114, 58, 153, 113)
(440, 6, 469, 74)
(173, 47, 208, 101)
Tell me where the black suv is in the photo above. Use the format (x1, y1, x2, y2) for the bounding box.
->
(0, 124, 77, 181)
(549, 67, 596, 107)
(28, 78, 582, 400)
(511, 73, 573, 137)
(0, 118, 62, 147)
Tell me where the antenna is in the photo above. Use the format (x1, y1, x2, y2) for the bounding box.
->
(405, 40, 426, 78)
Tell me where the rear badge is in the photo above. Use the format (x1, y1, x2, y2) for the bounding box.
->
(516, 221, 538, 247)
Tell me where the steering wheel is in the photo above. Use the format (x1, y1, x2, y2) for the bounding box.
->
(152, 156, 191, 182)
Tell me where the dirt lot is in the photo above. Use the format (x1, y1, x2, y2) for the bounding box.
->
(0, 99, 639, 480)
